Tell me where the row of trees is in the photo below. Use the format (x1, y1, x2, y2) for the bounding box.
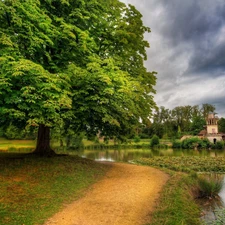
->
(0, 0, 156, 155)
(141, 104, 225, 139)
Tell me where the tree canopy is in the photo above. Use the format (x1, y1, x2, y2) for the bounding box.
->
(142, 104, 216, 139)
(0, 0, 156, 154)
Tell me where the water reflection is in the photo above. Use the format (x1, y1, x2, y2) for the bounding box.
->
(74, 148, 225, 162)
(78, 149, 154, 162)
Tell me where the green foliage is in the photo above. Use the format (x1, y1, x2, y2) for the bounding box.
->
(218, 117, 225, 133)
(150, 134, 160, 147)
(133, 135, 141, 143)
(4, 124, 24, 140)
(139, 133, 149, 139)
(190, 116, 206, 135)
(211, 141, 224, 150)
(172, 140, 182, 148)
(142, 104, 216, 141)
(69, 133, 85, 150)
(0, 0, 157, 149)
(181, 137, 211, 149)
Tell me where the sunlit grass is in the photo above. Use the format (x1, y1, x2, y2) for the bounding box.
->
(0, 155, 109, 225)
(147, 173, 201, 225)
(0, 138, 36, 151)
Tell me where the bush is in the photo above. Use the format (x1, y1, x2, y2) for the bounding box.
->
(133, 135, 141, 143)
(172, 140, 182, 148)
(211, 141, 224, 150)
(150, 135, 160, 147)
(181, 137, 210, 149)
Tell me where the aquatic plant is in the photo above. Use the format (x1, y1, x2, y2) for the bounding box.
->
(135, 156, 225, 173)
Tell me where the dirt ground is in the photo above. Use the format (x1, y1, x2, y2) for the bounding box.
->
(44, 163, 169, 225)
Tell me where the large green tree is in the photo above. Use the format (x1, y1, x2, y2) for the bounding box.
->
(0, 0, 156, 155)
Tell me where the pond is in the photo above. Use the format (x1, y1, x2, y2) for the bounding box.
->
(73, 148, 225, 162)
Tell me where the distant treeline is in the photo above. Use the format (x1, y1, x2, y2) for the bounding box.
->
(139, 103, 225, 139)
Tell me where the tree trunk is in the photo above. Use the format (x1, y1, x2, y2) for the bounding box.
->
(66, 135, 71, 148)
(33, 124, 56, 156)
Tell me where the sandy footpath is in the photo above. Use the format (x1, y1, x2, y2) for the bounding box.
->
(44, 163, 168, 225)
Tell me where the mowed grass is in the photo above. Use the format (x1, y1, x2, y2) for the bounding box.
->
(0, 138, 36, 151)
(0, 155, 110, 225)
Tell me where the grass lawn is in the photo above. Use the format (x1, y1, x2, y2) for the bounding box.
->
(0, 138, 36, 151)
(0, 154, 110, 225)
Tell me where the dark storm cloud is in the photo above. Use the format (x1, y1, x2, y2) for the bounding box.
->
(146, 0, 225, 75)
(121, 0, 225, 117)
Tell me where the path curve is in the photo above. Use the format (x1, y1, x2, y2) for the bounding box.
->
(44, 163, 169, 225)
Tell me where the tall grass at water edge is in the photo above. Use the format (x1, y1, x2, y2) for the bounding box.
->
(196, 174, 224, 199)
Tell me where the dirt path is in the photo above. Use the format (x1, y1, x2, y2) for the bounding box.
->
(44, 163, 169, 225)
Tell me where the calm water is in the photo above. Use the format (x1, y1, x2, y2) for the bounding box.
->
(74, 148, 225, 162)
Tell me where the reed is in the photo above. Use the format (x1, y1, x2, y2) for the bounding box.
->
(196, 174, 223, 198)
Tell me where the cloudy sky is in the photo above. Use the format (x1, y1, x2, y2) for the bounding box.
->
(121, 0, 225, 117)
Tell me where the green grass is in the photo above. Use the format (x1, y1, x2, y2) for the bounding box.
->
(0, 155, 109, 225)
(135, 156, 225, 225)
(148, 173, 201, 225)
(0, 138, 36, 151)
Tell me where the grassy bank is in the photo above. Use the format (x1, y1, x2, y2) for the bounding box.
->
(0, 155, 110, 225)
(147, 172, 201, 225)
(136, 156, 225, 225)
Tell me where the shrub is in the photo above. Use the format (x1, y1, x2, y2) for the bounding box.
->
(133, 135, 141, 143)
(172, 140, 182, 148)
(200, 138, 211, 149)
(181, 137, 210, 149)
(150, 135, 160, 147)
(212, 141, 224, 150)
